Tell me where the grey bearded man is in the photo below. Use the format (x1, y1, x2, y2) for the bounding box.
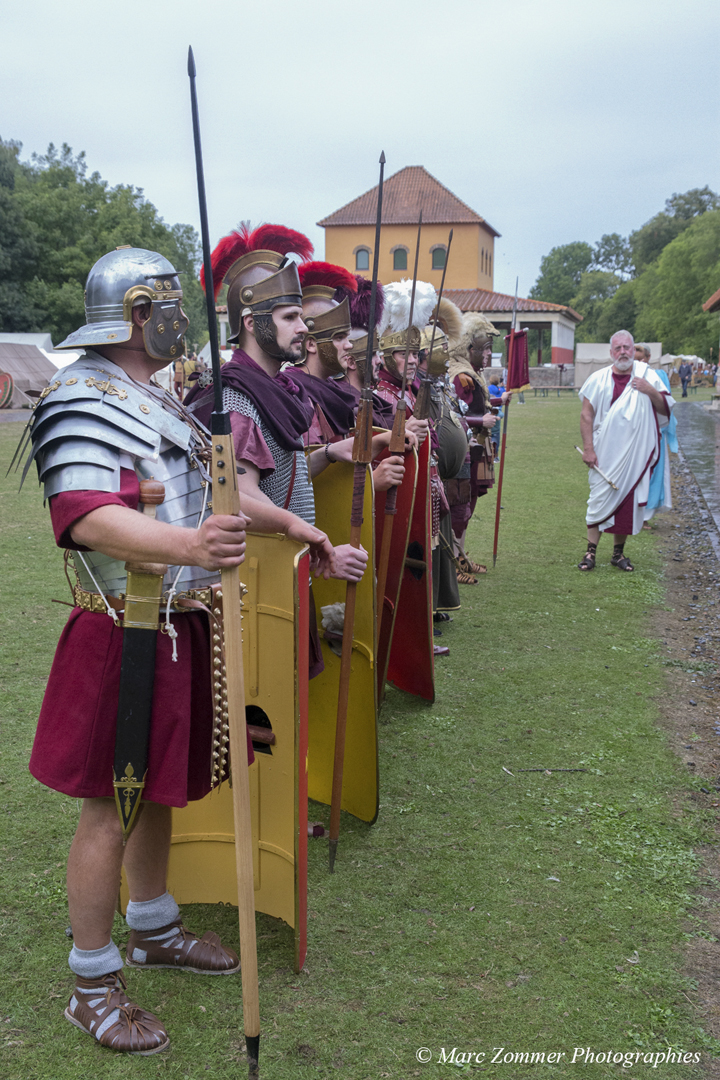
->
(578, 330, 673, 572)
(19, 246, 333, 1055)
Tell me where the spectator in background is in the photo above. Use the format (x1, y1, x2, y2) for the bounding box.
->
(678, 358, 692, 398)
(487, 371, 505, 461)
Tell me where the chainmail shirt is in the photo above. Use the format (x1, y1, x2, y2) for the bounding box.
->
(223, 387, 315, 525)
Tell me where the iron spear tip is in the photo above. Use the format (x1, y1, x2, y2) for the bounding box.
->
(187, 46, 196, 77)
(449, 227, 454, 241)
(379, 151, 386, 164)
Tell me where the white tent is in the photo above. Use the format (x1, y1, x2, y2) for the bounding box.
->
(0, 342, 59, 407)
(0, 332, 81, 372)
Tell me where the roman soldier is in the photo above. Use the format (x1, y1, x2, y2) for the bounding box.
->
(19, 246, 333, 1055)
(330, 274, 408, 494)
(334, 274, 393, 429)
(291, 261, 362, 445)
(417, 297, 469, 617)
(376, 278, 437, 423)
(185, 223, 369, 593)
(447, 312, 510, 581)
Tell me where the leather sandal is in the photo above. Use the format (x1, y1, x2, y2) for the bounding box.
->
(125, 920, 240, 975)
(578, 550, 596, 571)
(65, 971, 169, 1055)
(457, 553, 487, 575)
(611, 553, 634, 572)
(457, 570, 478, 585)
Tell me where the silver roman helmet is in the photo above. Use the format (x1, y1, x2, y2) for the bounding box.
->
(56, 246, 189, 361)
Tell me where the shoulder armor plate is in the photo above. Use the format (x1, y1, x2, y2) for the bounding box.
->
(25, 357, 194, 498)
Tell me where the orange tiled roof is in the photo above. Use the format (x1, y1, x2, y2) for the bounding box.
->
(703, 286, 720, 313)
(445, 288, 583, 323)
(317, 166, 500, 235)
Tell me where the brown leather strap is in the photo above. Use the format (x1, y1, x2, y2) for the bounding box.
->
(283, 453, 298, 511)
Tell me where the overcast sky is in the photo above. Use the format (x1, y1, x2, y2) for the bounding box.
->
(3, 0, 718, 299)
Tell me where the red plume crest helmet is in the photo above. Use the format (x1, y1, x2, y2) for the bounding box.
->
(298, 262, 358, 373)
(204, 223, 313, 357)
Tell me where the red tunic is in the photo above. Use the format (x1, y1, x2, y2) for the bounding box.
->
(603, 372, 633, 535)
(29, 471, 252, 807)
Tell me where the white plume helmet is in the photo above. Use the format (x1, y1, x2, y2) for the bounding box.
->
(378, 279, 438, 336)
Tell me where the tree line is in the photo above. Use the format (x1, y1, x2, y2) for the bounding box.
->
(530, 187, 720, 357)
(0, 139, 207, 348)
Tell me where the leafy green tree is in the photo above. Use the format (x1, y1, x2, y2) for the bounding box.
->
(0, 140, 41, 331)
(629, 186, 719, 273)
(570, 270, 624, 342)
(593, 279, 638, 343)
(592, 233, 632, 279)
(0, 140, 207, 347)
(633, 209, 720, 356)
(530, 242, 593, 306)
(666, 186, 720, 220)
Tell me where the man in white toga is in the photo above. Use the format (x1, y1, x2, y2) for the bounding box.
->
(578, 330, 673, 572)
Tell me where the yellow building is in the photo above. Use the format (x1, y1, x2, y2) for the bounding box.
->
(318, 166, 499, 291)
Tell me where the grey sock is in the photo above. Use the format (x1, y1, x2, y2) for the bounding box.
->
(68, 941, 123, 979)
(125, 891, 180, 931)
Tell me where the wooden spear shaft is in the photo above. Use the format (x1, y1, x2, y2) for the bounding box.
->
(188, 46, 259, 1077)
(328, 399, 373, 872)
(376, 212, 422, 634)
(492, 281, 519, 570)
(212, 432, 260, 1074)
(374, 399, 406, 625)
(413, 228, 453, 422)
(492, 328, 514, 569)
(328, 152, 385, 873)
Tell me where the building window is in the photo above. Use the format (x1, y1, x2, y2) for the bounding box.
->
(431, 247, 446, 270)
(355, 248, 370, 271)
(393, 248, 408, 271)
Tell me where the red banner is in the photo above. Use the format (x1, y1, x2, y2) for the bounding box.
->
(504, 329, 530, 392)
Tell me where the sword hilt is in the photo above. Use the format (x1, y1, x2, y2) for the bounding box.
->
(125, 478, 167, 602)
(139, 478, 166, 520)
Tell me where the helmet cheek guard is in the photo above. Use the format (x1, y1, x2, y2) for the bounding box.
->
(251, 312, 286, 361)
(420, 326, 449, 377)
(379, 325, 422, 380)
(142, 299, 189, 361)
(301, 292, 351, 376)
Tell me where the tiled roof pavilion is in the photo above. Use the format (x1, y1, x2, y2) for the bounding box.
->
(318, 166, 500, 235)
(446, 288, 582, 323)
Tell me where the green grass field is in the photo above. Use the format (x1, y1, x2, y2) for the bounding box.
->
(1, 395, 718, 1078)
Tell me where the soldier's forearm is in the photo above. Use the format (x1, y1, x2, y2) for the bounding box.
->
(70, 504, 207, 566)
(237, 493, 299, 535)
